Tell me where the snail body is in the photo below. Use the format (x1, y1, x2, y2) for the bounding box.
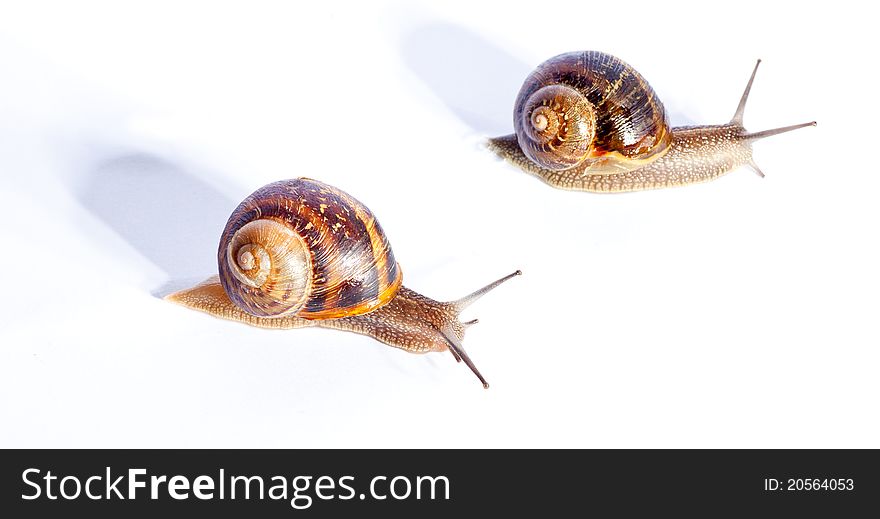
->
(489, 51, 816, 192)
(167, 178, 520, 388)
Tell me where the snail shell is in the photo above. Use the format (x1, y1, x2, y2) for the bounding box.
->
(218, 178, 402, 319)
(514, 51, 672, 173)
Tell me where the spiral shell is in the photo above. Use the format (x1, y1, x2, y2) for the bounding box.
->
(218, 178, 402, 319)
(514, 51, 672, 173)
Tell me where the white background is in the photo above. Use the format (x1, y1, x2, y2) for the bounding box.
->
(1, 0, 877, 448)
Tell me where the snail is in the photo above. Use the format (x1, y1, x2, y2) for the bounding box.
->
(488, 51, 816, 192)
(165, 178, 520, 388)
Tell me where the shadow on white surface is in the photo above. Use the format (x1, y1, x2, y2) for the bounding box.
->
(400, 22, 699, 137)
(401, 22, 530, 134)
(77, 154, 235, 296)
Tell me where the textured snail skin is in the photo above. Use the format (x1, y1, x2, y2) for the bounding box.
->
(490, 124, 750, 192)
(489, 52, 816, 192)
(167, 272, 521, 388)
(166, 178, 520, 388)
(168, 277, 500, 352)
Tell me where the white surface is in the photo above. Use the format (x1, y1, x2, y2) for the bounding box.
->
(1, 0, 876, 448)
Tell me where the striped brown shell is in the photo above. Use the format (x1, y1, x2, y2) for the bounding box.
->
(218, 178, 402, 319)
(514, 51, 672, 174)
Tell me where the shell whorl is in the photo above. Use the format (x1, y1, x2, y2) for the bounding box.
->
(518, 84, 596, 170)
(224, 218, 311, 314)
(218, 178, 403, 319)
(514, 51, 672, 174)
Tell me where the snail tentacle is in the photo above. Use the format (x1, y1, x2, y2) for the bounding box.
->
(731, 59, 761, 125)
(440, 325, 489, 389)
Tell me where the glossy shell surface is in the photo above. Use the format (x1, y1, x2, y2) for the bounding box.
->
(218, 178, 402, 319)
(514, 51, 672, 173)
